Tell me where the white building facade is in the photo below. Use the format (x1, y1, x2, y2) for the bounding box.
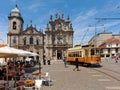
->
(88, 31, 120, 58)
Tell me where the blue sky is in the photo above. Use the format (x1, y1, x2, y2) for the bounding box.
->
(0, 0, 120, 45)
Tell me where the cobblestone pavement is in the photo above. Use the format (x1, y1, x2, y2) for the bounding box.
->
(33, 60, 120, 90)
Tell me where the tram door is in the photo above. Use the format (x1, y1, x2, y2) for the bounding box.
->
(57, 50, 62, 60)
(84, 49, 89, 63)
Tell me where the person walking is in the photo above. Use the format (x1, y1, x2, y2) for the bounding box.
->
(63, 57, 67, 68)
(114, 54, 119, 63)
(73, 58, 80, 71)
(43, 55, 46, 65)
(47, 56, 51, 65)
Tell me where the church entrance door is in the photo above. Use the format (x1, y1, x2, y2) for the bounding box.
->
(57, 50, 62, 60)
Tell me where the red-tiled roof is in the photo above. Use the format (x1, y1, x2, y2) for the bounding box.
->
(0, 44, 7, 48)
(99, 37, 120, 48)
(105, 37, 120, 43)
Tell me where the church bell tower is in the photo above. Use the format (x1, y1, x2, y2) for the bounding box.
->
(7, 5, 24, 47)
(8, 5, 24, 34)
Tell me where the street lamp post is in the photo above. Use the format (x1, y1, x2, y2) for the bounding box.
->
(39, 29, 44, 79)
(39, 62, 41, 79)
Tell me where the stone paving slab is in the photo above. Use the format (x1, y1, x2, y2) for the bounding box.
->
(33, 60, 120, 90)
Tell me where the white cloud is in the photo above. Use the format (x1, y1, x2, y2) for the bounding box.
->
(105, 21, 120, 27)
(0, 25, 7, 44)
(27, 1, 47, 13)
(28, 4, 40, 10)
(72, 9, 98, 45)
(0, 14, 8, 44)
(72, 0, 120, 46)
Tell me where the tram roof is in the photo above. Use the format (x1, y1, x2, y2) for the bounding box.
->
(67, 46, 82, 51)
(67, 45, 100, 52)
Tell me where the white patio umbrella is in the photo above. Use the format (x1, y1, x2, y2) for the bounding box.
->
(0, 46, 38, 57)
(0, 46, 18, 57)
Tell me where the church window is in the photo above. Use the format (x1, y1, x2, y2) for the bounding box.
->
(30, 36, 33, 44)
(13, 21, 17, 29)
(23, 38, 26, 45)
(13, 37, 16, 43)
(36, 39, 39, 45)
(57, 36, 63, 45)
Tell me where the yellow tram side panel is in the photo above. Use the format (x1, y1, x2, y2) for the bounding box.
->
(66, 57, 84, 62)
(84, 55, 101, 64)
(82, 46, 101, 65)
(66, 46, 84, 62)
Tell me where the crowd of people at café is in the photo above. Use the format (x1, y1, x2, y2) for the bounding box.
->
(0, 60, 25, 81)
(0, 59, 51, 90)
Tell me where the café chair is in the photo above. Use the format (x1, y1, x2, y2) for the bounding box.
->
(35, 79, 42, 90)
(24, 87, 33, 90)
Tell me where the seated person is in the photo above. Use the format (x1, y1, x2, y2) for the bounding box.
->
(0, 67, 4, 80)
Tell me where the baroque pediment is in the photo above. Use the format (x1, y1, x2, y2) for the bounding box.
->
(23, 25, 40, 34)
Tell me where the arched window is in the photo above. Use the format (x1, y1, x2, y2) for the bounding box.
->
(13, 37, 16, 43)
(36, 39, 39, 45)
(13, 21, 17, 29)
(23, 38, 26, 45)
(30, 36, 33, 44)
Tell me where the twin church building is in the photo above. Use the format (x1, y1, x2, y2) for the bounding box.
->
(7, 5, 74, 60)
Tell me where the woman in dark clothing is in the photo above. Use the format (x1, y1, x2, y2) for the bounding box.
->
(73, 58, 80, 71)
(43, 55, 46, 65)
(0, 68, 4, 80)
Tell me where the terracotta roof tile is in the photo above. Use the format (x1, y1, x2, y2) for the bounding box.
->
(0, 44, 7, 48)
(99, 37, 120, 48)
(105, 37, 120, 43)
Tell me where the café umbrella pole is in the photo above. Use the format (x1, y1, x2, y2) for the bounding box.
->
(39, 62, 41, 79)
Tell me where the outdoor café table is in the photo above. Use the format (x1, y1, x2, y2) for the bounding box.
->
(16, 81, 25, 90)
(25, 79, 35, 87)
(0, 80, 7, 85)
(0, 85, 5, 90)
(16, 81, 25, 86)
(32, 72, 46, 77)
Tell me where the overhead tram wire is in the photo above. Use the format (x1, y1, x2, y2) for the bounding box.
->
(95, 17, 120, 33)
(80, 28, 89, 45)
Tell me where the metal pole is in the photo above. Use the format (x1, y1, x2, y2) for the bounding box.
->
(39, 62, 41, 79)
(39, 29, 44, 79)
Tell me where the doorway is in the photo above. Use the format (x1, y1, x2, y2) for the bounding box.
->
(57, 50, 62, 59)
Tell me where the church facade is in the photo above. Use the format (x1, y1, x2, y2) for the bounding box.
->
(7, 5, 74, 60)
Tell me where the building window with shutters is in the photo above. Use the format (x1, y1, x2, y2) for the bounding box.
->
(30, 36, 33, 44)
(116, 43, 118, 47)
(13, 21, 17, 29)
(108, 48, 110, 53)
(116, 48, 118, 53)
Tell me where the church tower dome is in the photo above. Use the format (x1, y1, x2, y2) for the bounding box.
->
(10, 5, 21, 17)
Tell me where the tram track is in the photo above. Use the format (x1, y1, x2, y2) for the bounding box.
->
(92, 67, 120, 82)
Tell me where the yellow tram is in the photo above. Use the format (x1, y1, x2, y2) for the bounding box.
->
(66, 45, 101, 66)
